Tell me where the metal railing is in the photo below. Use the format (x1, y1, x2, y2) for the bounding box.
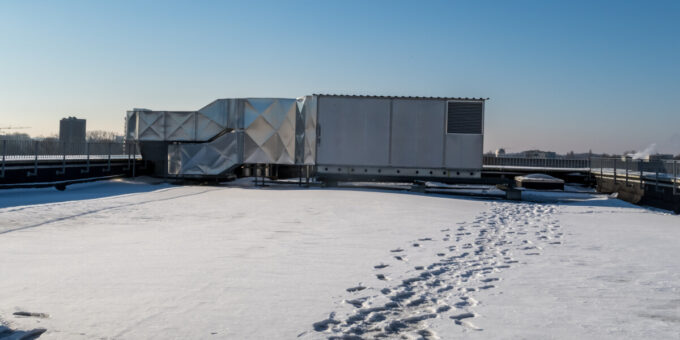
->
(1, 139, 141, 178)
(483, 156, 679, 195)
(590, 157, 679, 194)
(483, 156, 590, 169)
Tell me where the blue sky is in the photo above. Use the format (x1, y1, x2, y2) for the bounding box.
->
(0, 0, 678, 154)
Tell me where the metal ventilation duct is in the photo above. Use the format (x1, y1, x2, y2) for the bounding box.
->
(127, 94, 486, 178)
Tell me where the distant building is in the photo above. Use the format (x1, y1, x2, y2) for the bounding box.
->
(522, 150, 557, 159)
(59, 117, 86, 144)
(495, 148, 506, 157)
(622, 154, 673, 161)
(647, 154, 674, 161)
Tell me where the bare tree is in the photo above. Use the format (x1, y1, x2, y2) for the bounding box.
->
(87, 130, 122, 142)
(0, 132, 31, 140)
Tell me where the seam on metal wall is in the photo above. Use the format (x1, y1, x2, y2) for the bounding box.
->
(481, 101, 485, 161)
(442, 103, 447, 167)
(314, 96, 320, 164)
(388, 99, 393, 166)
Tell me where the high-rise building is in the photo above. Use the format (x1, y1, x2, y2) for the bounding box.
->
(59, 117, 86, 144)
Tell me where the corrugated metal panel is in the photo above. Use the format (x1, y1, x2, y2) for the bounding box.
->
(447, 102, 483, 134)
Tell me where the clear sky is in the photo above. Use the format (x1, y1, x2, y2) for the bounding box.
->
(0, 0, 678, 154)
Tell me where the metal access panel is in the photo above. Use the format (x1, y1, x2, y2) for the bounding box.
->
(445, 134, 483, 169)
(390, 99, 446, 168)
(316, 96, 391, 166)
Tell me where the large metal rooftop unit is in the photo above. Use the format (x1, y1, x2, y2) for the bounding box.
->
(125, 94, 486, 182)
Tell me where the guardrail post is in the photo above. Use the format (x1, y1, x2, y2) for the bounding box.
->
(132, 143, 136, 177)
(655, 161, 659, 191)
(614, 158, 617, 183)
(35, 140, 38, 168)
(105, 142, 111, 173)
(639, 159, 643, 189)
(123, 142, 131, 172)
(674, 160, 678, 196)
(56, 141, 66, 175)
(1, 140, 5, 178)
(81, 142, 90, 174)
(625, 157, 629, 186)
(62, 141, 66, 174)
(27, 140, 38, 177)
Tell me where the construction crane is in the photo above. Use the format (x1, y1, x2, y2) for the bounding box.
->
(0, 126, 30, 133)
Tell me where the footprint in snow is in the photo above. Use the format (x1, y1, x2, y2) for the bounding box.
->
(346, 285, 366, 293)
(344, 298, 367, 308)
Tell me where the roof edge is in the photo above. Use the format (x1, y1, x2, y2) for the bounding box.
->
(312, 94, 488, 101)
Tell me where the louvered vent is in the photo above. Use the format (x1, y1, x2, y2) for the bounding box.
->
(447, 101, 483, 134)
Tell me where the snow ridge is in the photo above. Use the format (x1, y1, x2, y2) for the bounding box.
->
(306, 201, 562, 339)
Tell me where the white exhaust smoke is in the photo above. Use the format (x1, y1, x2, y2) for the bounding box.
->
(630, 144, 657, 160)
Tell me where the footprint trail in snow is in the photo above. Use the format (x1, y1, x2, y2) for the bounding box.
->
(306, 201, 562, 339)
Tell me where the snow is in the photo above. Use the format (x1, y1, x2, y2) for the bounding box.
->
(0, 179, 678, 339)
(516, 173, 565, 183)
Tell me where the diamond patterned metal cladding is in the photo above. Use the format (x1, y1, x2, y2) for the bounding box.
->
(137, 111, 165, 141)
(242, 98, 297, 164)
(130, 106, 229, 142)
(294, 98, 305, 164)
(302, 96, 317, 165)
(168, 132, 239, 175)
(165, 112, 195, 141)
(197, 99, 234, 140)
(294, 96, 317, 165)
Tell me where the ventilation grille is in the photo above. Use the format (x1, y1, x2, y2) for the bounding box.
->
(447, 102, 483, 134)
